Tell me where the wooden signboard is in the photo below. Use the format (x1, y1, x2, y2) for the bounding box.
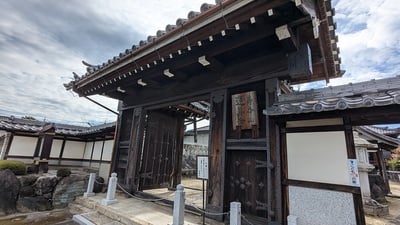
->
(231, 91, 259, 137)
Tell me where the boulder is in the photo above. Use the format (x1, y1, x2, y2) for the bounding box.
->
(0, 169, 20, 216)
(33, 176, 58, 196)
(19, 174, 39, 187)
(17, 196, 53, 212)
(19, 186, 35, 197)
(52, 174, 88, 208)
(18, 175, 39, 197)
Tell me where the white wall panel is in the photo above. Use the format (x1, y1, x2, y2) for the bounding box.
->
(8, 136, 37, 156)
(92, 141, 103, 160)
(102, 140, 114, 161)
(50, 139, 63, 158)
(287, 131, 349, 185)
(63, 141, 85, 159)
(83, 142, 93, 160)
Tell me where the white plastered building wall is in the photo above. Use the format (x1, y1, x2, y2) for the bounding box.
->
(286, 119, 357, 225)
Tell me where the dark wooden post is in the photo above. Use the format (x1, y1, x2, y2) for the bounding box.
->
(265, 78, 282, 223)
(125, 107, 146, 192)
(207, 90, 227, 221)
(38, 123, 56, 173)
(40, 126, 55, 160)
(344, 117, 366, 225)
(376, 143, 390, 194)
(3, 132, 14, 160)
(171, 116, 185, 189)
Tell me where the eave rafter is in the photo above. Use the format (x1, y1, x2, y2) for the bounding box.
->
(66, 0, 341, 100)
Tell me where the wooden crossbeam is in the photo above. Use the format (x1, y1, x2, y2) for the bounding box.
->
(275, 24, 298, 52)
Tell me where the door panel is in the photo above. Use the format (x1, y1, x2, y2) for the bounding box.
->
(139, 111, 183, 190)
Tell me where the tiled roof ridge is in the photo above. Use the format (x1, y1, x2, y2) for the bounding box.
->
(264, 75, 400, 116)
(64, 0, 223, 90)
(361, 125, 400, 137)
(0, 115, 115, 136)
(355, 126, 400, 148)
(64, 0, 341, 94)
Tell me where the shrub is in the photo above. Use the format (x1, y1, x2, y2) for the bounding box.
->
(56, 168, 71, 177)
(0, 160, 27, 175)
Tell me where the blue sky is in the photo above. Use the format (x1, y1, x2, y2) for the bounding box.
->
(0, 0, 399, 126)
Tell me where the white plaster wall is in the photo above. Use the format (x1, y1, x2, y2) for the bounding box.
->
(63, 141, 85, 159)
(8, 136, 37, 156)
(102, 140, 114, 161)
(99, 163, 111, 183)
(287, 131, 349, 185)
(92, 141, 103, 160)
(83, 142, 93, 160)
(50, 139, 63, 158)
(183, 133, 209, 146)
(289, 186, 356, 225)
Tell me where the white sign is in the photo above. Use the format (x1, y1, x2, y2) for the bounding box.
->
(197, 155, 209, 180)
(348, 159, 360, 187)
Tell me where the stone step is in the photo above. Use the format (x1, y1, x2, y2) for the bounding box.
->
(74, 196, 97, 210)
(70, 197, 127, 225)
(69, 202, 94, 215)
(79, 211, 124, 225)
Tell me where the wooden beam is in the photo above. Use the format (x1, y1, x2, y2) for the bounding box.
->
(275, 24, 298, 52)
(198, 55, 224, 73)
(295, 0, 316, 18)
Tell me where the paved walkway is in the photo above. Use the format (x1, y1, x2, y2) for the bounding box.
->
(73, 193, 224, 225)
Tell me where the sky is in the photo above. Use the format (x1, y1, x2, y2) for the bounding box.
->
(0, 0, 399, 126)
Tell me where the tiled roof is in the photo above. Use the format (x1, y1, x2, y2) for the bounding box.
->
(64, 1, 219, 90)
(64, 0, 341, 95)
(0, 116, 115, 136)
(355, 126, 400, 150)
(264, 76, 400, 116)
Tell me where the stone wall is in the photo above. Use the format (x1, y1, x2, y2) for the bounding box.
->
(182, 144, 208, 176)
(0, 169, 101, 216)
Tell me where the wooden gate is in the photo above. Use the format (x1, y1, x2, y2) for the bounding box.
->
(226, 142, 269, 220)
(138, 111, 184, 190)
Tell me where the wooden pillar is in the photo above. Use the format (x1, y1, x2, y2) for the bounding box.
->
(33, 136, 43, 158)
(344, 117, 366, 225)
(1, 132, 14, 160)
(376, 144, 390, 194)
(58, 137, 66, 165)
(40, 127, 55, 160)
(125, 107, 146, 192)
(207, 90, 227, 221)
(171, 117, 185, 189)
(265, 79, 281, 223)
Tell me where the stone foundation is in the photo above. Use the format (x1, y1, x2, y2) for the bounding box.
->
(364, 204, 389, 217)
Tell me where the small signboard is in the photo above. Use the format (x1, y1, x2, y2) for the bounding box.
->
(348, 159, 360, 187)
(196, 155, 209, 180)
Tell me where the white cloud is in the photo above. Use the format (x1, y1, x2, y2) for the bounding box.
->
(0, 0, 399, 125)
(299, 0, 400, 90)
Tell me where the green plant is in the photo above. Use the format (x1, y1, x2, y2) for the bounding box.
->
(56, 168, 71, 177)
(0, 160, 26, 175)
(388, 159, 397, 171)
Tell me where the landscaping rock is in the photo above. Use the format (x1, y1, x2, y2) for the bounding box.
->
(0, 169, 20, 216)
(52, 174, 88, 208)
(19, 174, 39, 187)
(19, 185, 35, 197)
(33, 176, 58, 196)
(17, 196, 53, 212)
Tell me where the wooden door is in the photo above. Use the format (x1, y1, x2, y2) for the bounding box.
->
(139, 111, 184, 190)
(225, 144, 269, 221)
